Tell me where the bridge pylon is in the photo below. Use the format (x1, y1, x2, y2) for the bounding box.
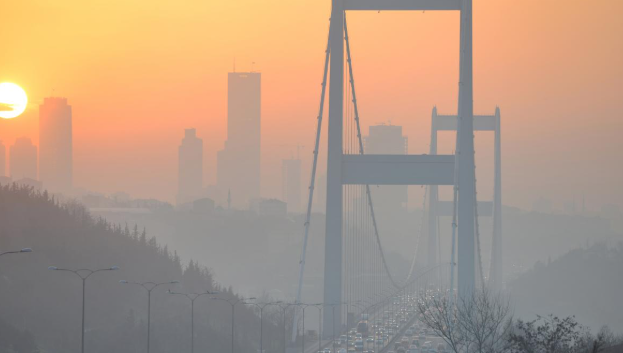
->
(428, 107, 503, 290)
(322, 0, 477, 338)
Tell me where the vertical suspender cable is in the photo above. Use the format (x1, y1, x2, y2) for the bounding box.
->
(343, 14, 402, 290)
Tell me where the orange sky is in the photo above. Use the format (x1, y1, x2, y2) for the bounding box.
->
(0, 0, 622, 211)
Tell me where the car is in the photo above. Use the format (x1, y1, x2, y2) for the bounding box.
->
(340, 335, 348, 344)
(366, 337, 374, 343)
(338, 349, 347, 353)
(324, 349, 332, 353)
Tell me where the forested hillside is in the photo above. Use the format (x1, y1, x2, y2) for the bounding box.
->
(0, 185, 285, 353)
(510, 241, 623, 332)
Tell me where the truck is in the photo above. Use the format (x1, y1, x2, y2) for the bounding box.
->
(356, 320, 369, 338)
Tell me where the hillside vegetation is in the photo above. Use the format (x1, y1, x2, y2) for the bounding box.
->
(0, 185, 283, 353)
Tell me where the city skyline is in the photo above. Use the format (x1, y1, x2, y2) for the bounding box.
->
(0, 1, 621, 211)
(0, 1, 622, 352)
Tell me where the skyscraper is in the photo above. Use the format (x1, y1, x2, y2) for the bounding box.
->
(0, 140, 5, 177)
(364, 124, 408, 215)
(39, 97, 72, 193)
(10, 137, 37, 180)
(282, 158, 301, 213)
(217, 72, 261, 208)
(177, 128, 203, 205)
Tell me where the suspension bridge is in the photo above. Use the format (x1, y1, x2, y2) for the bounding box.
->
(292, 0, 503, 341)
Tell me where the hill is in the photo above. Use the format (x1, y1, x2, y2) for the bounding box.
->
(509, 241, 623, 332)
(0, 185, 280, 353)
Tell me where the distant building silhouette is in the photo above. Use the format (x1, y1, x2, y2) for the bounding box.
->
(364, 124, 408, 215)
(282, 158, 301, 213)
(250, 198, 287, 217)
(0, 140, 5, 177)
(10, 137, 38, 180)
(177, 128, 203, 205)
(217, 72, 261, 208)
(192, 198, 215, 214)
(39, 97, 72, 193)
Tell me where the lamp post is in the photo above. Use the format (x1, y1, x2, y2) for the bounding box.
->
(211, 296, 256, 353)
(243, 301, 282, 353)
(48, 265, 119, 353)
(309, 304, 322, 353)
(295, 303, 322, 353)
(169, 290, 219, 353)
(0, 248, 32, 256)
(325, 302, 346, 352)
(119, 280, 179, 353)
(277, 303, 297, 353)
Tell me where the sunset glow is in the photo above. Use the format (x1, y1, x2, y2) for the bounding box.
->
(0, 82, 28, 119)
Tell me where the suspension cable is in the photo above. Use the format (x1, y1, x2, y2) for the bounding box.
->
(405, 185, 428, 283)
(343, 14, 405, 290)
(474, 175, 485, 287)
(291, 21, 331, 342)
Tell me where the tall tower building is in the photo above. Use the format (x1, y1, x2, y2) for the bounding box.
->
(0, 140, 5, 177)
(217, 72, 261, 208)
(282, 158, 301, 213)
(364, 124, 408, 215)
(39, 97, 72, 193)
(177, 128, 203, 205)
(10, 137, 37, 180)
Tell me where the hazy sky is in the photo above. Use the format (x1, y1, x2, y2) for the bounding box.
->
(0, 0, 621, 211)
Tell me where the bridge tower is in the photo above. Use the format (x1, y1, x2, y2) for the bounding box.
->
(428, 107, 503, 289)
(322, 0, 477, 338)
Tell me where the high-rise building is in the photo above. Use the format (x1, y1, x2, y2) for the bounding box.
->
(177, 128, 203, 205)
(10, 137, 37, 180)
(282, 158, 301, 213)
(0, 140, 5, 177)
(364, 124, 408, 215)
(217, 72, 261, 208)
(39, 97, 72, 193)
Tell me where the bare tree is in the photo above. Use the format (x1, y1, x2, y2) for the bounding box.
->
(509, 316, 623, 353)
(417, 288, 514, 353)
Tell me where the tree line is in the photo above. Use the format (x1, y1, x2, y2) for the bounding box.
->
(0, 185, 296, 353)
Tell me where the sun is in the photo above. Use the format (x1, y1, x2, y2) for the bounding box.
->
(0, 82, 28, 119)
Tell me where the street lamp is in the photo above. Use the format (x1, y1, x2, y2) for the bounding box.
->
(276, 302, 299, 353)
(169, 290, 219, 353)
(325, 302, 346, 352)
(296, 303, 322, 353)
(210, 296, 256, 353)
(243, 301, 282, 353)
(310, 304, 322, 353)
(119, 280, 179, 353)
(48, 265, 119, 353)
(0, 248, 32, 256)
